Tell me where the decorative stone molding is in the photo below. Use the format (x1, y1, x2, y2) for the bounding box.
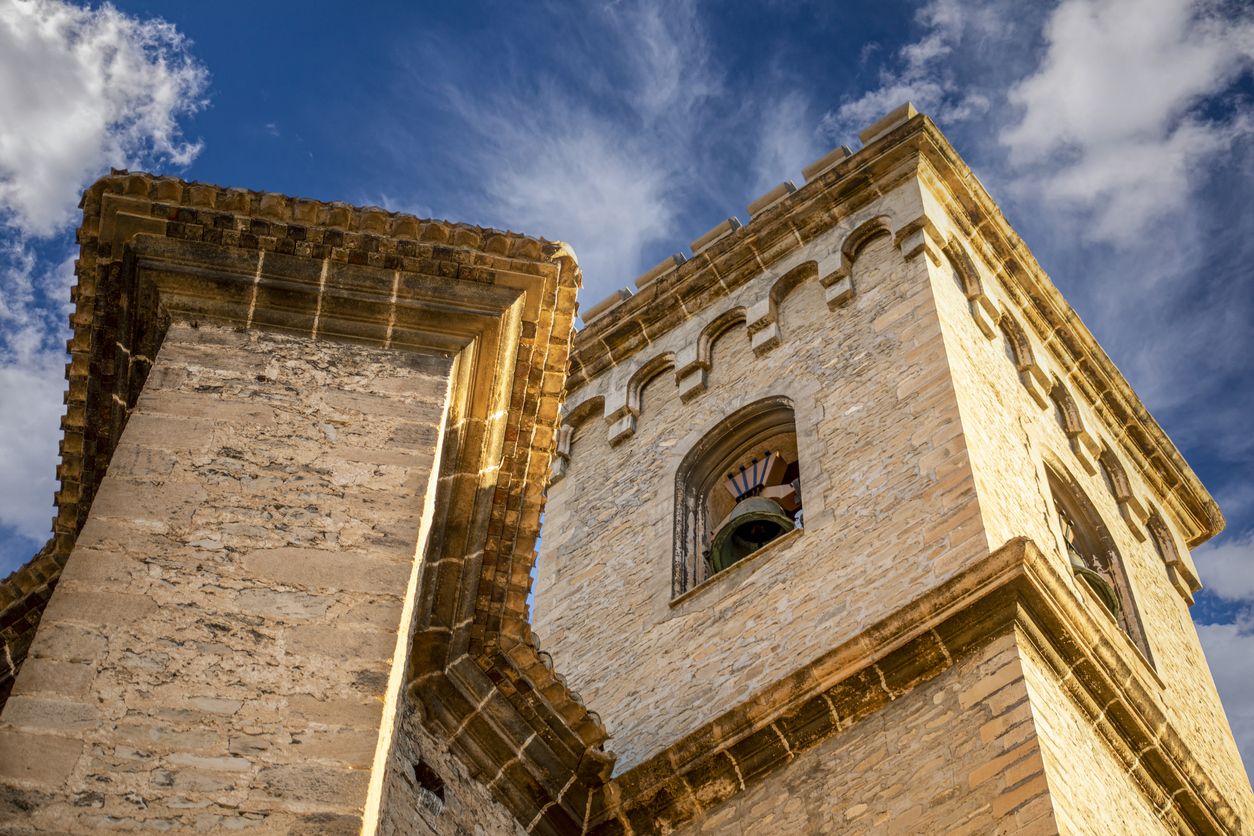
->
(583, 538, 1242, 834)
(550, 424, 574, 485)
(8, 171, 611, 835)
(1097, 447, 1150, 542)
(998, 314, 1051, 409)
(801, 144, 852, 182)
(745, 261, 818, 357)
(673, 343, 709, 403)
(942, 236, 999, 339)
(858, 101, 919, 147)
(1147, 511, 1203, 604)
(634, 253, 686, 291)
(1050, 379, 1099, 475)
(893, 215, 943, 266)
(746, 181, 797, 218)
(819, 215, 894, 310)
(582, 287, 633, 323)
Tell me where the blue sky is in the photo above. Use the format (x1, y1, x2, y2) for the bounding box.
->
(1, 0, 1252, 768)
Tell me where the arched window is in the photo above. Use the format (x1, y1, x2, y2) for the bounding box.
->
(673, 398, 802, 596)
(1047, 468, 1152, 663)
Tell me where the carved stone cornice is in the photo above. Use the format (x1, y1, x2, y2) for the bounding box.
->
(567, 115, 1220, 549)
(4, 172, 607, 834)
(582, 538, 1242, 834)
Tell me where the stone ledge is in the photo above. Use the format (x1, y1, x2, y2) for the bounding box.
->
(584, 537, 1242, 834)
(2, 173, 605, 836)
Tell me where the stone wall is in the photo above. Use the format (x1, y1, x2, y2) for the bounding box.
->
(536, 181, 990, 774)
(672, 630, 1056, 834)
(0, 323, 453, 832)
(924, 204, 1254, 822)
(377, 691, 526, 836)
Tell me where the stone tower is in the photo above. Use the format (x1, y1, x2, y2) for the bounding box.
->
(535, 104, 1254, 832)
(0, 105, 1250, 835)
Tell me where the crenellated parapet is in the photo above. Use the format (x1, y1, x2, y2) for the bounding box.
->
(554, 107, 1222, 563)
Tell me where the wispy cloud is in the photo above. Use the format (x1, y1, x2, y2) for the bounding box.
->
(0, 0, 208, 236)
(818, 0, 1003, 144)
(1000, 0, 1254, 244)
(392, 0, 723, 292)
(750, 91, 822, 194)
(0, 0, 209, 558)
(1195, 612, 1254, 769)
(815, 0, 1254, 769)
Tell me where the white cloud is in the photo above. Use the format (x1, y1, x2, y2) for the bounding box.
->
(750, 92, 823, 194)
(819, 0, 1000, 143)
(0, 0, 208, 554)
(0, 0, 208, 236)
(1195, 530, 1254, 604)
(1195, 615, 1254, 770)
(1000, 0, 1254, 244)
(398, 0, 722, 296)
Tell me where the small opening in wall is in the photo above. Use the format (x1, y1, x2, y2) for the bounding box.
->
(413, 759, 446, 816)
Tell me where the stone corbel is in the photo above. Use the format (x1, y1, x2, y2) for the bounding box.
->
(1118, 493, 1150, 542)
(893, 216, 944, 266)
(746, 297, 780, 356)
(674, 345, 708, 402)
(603, 385, 637, 446)
(1019, 363, 1051, 410)
(1069, 428, 1101, 476)
(970, 294, 999, 340)
(549, 424, 574, 485)
(819, 269, 855, 310)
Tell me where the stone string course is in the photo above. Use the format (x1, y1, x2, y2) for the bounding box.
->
(538, 112, 1250, 832)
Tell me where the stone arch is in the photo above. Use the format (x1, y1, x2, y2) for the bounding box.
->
(627, 351, 677, 418)
(941, 237, 1000, 339)
(1049, 378, 1085, 439)
(997, 314, 1034, 372)
(672, 395, 799, 596)
(998, 313, 1051, 409)
(1146, 508, 1201, 600)
(1097, 447, 1133, 502)
(942, 236, 984, 300)
(819, 215, 893, 309)
(747, 261, 819, 355)
(840, 215, 894, 267)
(562, 391, 605, 431)
(698, 307, 749, 369)
(673, 306, 748, 403)
(1044, 459, 1153, 662)
(550, 393, 605, 484)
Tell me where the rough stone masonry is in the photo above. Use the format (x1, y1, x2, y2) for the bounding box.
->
(0, 104, 1251, 834)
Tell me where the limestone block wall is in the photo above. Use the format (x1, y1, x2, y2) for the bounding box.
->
(672, 630, 1056, 835)
(0, 323, 453, 832)
(923, 207, 1254, 820)
(377, 692, 525, 836)
(536, 181, 992, 773)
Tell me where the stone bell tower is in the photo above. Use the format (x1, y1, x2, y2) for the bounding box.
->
(535, 104, 1254, 833)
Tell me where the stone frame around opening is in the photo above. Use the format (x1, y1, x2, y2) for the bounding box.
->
(671, 396, 799, 598)
(1045, 464, 1155, 669)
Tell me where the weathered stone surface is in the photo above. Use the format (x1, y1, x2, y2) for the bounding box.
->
(0, 110, 1247, 835)
(0, 324, 452, 830)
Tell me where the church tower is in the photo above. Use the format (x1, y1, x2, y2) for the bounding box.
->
(535, 104, 1254, 833)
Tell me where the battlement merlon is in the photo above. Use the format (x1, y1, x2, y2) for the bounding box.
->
(564, 108, 1223, 551)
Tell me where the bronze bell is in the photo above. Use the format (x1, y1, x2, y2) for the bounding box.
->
(1068, 555, 1121, 618)
(708, 495, 795, 573)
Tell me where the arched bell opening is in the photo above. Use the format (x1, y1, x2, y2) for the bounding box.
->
(1045, 466, 1153, 665)
(673, 397, 802, 595)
